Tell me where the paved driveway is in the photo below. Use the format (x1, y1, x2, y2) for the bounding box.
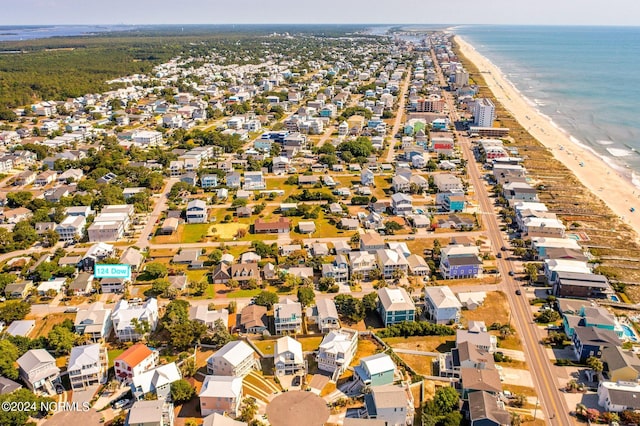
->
(500, 367, 534, 387)
(71, 384, 100, 405)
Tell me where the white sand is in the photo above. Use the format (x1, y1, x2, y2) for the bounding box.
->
(455, 35, 640, 238)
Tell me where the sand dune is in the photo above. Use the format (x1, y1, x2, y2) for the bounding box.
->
(455, 35, 640, 238)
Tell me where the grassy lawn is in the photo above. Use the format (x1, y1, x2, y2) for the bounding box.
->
(382, 335, 456, 353)
(107, 349, 125, 368)
(350, 338, 383, 366)
(225, 288, 263, 298)
(211, 222, 250, 239)
(460, 291, 510, 326)
(251, 336, 322, 355)
(502, 384, 538, 398)
(181, 223, 213, 243)
(397, 353, 433, 376)
(29, 313, 76, 338)
(497, 334, 523, 351)
(252, 340, 276, 355)
(289, 211, 356, 240)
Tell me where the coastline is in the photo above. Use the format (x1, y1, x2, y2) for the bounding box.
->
(454, 34, 640, 239)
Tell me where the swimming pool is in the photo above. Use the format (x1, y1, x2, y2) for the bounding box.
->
(567, 234, 580, 241)
(415, 208, 424, 214)
(611, 295, 620, 302)
(622, 324, 639, 342)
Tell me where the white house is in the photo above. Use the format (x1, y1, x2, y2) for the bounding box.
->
(391, 193, 412, 216)
(598, 381, 640, 412)
(131, 362, 181, 401)
(376, 249, 409, 280)
(189, 306, 229, 329)
(111, 298, 159, 342)
(274, 336, 305, 376)
(55, 215, 86, 242)
(243, 171, 266, 190)
(74, 302, 112, 341)
(313, 298, 340, 333)
(186, 199, 208, 224)
(274, 298, 302, 335)
(17, 349, 60, 395)
(317, 328, 358, 378)
(365, 383, 415, 426)
(67, 344, 108, 390)
(206, 340, 259, 377)
(424, 286, 462, 324)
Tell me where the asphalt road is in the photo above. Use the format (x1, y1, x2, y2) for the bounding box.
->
(431, 48, 570, 424)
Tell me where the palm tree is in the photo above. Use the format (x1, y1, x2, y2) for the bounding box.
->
(575, 403, 587, 418)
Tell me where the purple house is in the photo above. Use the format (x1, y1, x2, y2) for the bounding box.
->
(439, 245, 483, 279)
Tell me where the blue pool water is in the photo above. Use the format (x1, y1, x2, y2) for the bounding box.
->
(415, 208, 424, 214)
(611, 295, 620, 302)
(567, 234, 580, 241)
(622, 324, 638, 342)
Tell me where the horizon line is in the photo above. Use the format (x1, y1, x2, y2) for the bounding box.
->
(2, 23, 640, 27)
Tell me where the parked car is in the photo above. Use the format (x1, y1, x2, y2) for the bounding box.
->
(508, 271, 515, 276)
(113, 399, 130, 410)
(64, 307, 79, 313)
(515, 289, 522, 295)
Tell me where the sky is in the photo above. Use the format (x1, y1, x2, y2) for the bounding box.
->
(3, 0, 640, 26)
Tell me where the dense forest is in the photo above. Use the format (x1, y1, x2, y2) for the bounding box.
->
(0, 25, 375, 110)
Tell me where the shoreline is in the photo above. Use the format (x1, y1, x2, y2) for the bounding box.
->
(454, 34, 640, 239)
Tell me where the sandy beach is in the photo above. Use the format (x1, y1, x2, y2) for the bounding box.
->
(454, 35, 640, 238)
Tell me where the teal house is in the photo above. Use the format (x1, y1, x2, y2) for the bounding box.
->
(562, 305, 622, 338)
(354, 353, 396, 386)
(377, 287, 416, 327)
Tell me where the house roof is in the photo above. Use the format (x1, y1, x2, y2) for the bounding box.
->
(468, 391, 510, 425)
(460, 368, 502, 393)
(361, 353, 396, 375)
(6, 320, 35, 337)
(378, 287, 415, 312)
(210, 341, 256, 367)
(275, 298, 302, 321)
(319, 329, 358, 355)
(203, 413, 248, 426)
(68, 344, 103, 372)
(127, 400, 167, 424)
(240, 305, 268, 330)
(316, 298, 339, 320)
(452, 341, 495, 369)
(199, 375, 243, 398)
(0, 377, 21, 395)
(275, 336, 303, 364)
(360, 231, 384, 247)
(376, 249, 409, 267)
(132, 362, 181, 394)
(370, 384, 409, 409)
(602, 346, 640, 374)
(573, 326, 620, 347)
(115, 344, 153, 369)
(424, 286, 462, 309)
(17, 349, 56, 373)
(602, 382, 640, 409)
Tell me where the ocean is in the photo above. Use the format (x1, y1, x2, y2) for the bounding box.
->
(0, 25, 133, 42)
(453, 25, 640, 183)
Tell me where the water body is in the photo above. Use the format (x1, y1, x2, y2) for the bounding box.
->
(453, 25, 640, 182)
(0, 25, 133, 41)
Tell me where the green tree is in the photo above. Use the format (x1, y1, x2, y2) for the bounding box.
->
(334, 294, 365, 322)
(47, 323, 78, 355)
(6, 191, 33, 208)
(362, 292, 379, 313)
(297, 286, 315, 307)
(433, 386, 460, 415)
(0, 389, 54, 425)
(170, 379, 195, 403)
(145, 262, 168, 279)
(180, 358, 197, 378)
(0, 340, 20, 379)
(0, 273, 17, 294)
(0, 300, 30, 322)
(586, 356, 604, 373)
(254, 291, 279, 309)
(210, 318, 233, 349)
(189, 280, 208, 296)
(239, 397, 259, 422)
(151, 278, 171, 296)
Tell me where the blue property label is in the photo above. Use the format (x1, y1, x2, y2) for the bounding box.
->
(94, 264, 131, 280)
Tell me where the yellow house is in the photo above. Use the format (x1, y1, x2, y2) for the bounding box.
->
(602, 346, 640, 382)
